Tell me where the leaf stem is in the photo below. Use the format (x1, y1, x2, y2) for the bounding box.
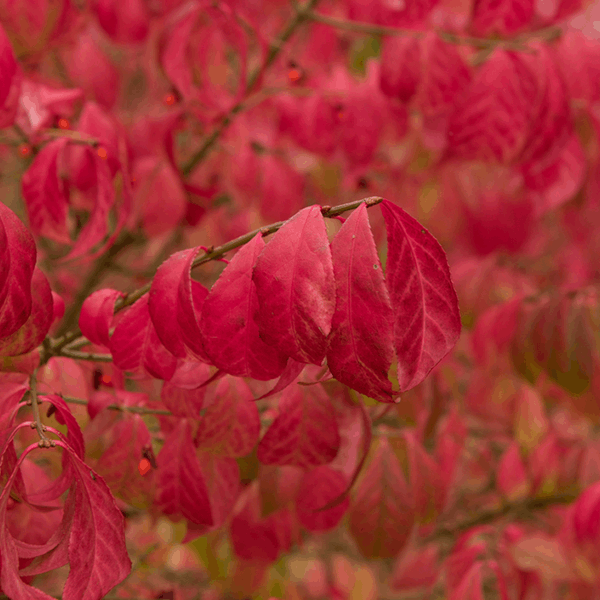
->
(28, 371, 56, 448)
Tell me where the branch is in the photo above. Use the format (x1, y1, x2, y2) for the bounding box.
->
(424, 492, 579, 544)
(305, 10, 562, 51)
(58, 349, 115, 362)
(181, 0, 321, 177)
(60, 394, 174, 417)
(45, 196, 383, 358)
(28, 370, 56, 448)
(51, 230, 140, 341)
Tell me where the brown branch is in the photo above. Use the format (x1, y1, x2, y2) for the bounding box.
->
(58, 349, 115, 362)
(306, 10, 561, 51)
(28, 370, 56, 448)
(60, 394, 174, 417)
(424, 492, 579, 544)
(45, 197, 383, 359)
(50, 230, 140, 343)
(181, 0, 321, 177)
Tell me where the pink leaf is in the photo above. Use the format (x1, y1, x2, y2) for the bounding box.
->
(57, 443, 132, 600)
(94, 415, 154, 507)
(0, 24, 19, 128)
(254, 359, 305, 401)
(109, 295, 177, 380)
(199, 234, 288, 380)
(295, 466, 349, 532)
(183, 453, 241, 541)
(253, 205, 335, 365)
(64, 151, 116, 261)
(79, 289, 124, 348)
(471, 0, 535, 36)
(327, 203, 395, 401)
(130, 156, 187, 237)
(156, 419, 213, 525)
(381, 200, 461, 391)
(446, 50, 536, 163)
(348, 437, 414, 558)
(196, 376, 260, 458)
(39, 395, 84, 459)
(416, 33, 472, 118)
(257, 383, 340, 468)
(0, 443, 62, 600)
(149, 247, 200, 359)
(21, 138, 71, 244)
(0, 268, 53, 357)
(497, 442, 531, 501)
(380, 35, 421, 101)
(161, 380, 206, 418)
(0, 202, 36, 339)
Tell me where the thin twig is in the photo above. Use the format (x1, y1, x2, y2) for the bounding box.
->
(60, 394, 173, 417)
(46, 197, 383, 358)
(28, 370, 56, 448)
(51, 230, 139, 342)
(181, 0, 321, 176)
(59, 349, 115, 362)
(305, 10, 562, 51)
(424, 492, 579, 544)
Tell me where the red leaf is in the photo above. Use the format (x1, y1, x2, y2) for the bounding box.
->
(0, 24, 19, 128)
(253, 205, 335, 365)
(79, 289, 124, 348)
(94, 415, 154, 507)
(0, 268, 53, 357)
(39, 395, 84, 459)
(131, 156, 187, 237)
(0, 443, 64, 600)
(149, 247, 201, 359)
(254, 359, 305, 401)
(58, 443, 132, 600)
(471, 0, 535, 37)
(0, 438, 131, 600)
(0, 201, 36, 339)
(390, 543, 439, 591)
(183, 453, 241, 541)
(497, 441, 531, 501)
(381, 200, 461, 392)
(447, 50, 536, 163)
(21, 138, 71, 244)
(199, 234, 288, 380)
(156, 420, 213, 525)
(161, 380, 206, 418)
(348, 437, 414, 558)
(327, 203, 395, 402)
(516, 45, 572, 170)
(380, 35, 421, 101)
(416, 33, 472, 119)
(295, 466, 349, 532)
(109, 295, 178, 380)
(196, 376, 259, 458)
(257, 383, 340, 468)
(64, 150, 116, 261)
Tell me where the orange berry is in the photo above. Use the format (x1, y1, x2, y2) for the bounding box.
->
(18, 143, 31, 157)
(57, 118, 70, 129)
(100, 374, 112, 386)
(97, 146, 108, 159)
(288, 68, 302, 83)
(164, 93, 176, 106)
(138, 458, 152, 477)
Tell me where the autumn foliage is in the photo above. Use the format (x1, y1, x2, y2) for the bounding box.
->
(1, 0, 600, 598)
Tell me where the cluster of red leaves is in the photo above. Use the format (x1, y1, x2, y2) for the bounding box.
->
(1, 0, 600, 598)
